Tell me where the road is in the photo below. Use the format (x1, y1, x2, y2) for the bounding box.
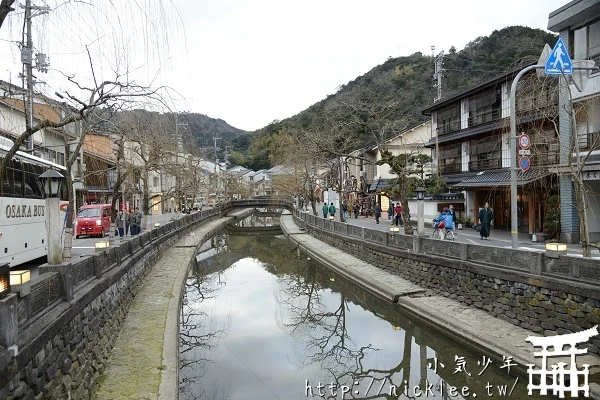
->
(26, 211, 203, 278)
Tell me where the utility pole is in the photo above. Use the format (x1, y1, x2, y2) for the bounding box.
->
(224, 145, 231, 200)
(174, 114, 187, 211)
(20, 0, 50, 151)
(213, 137, 221, 202)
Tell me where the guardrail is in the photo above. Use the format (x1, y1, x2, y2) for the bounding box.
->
(291, 208, 600, 282)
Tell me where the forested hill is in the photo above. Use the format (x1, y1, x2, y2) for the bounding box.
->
(174, 112, 247, 149)
(233, 26, 557, 170)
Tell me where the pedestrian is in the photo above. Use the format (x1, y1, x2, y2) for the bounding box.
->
(128, 208, 139, 236)
(116, 209, 126, 239)
(342, 202, 348, 219)
(478, 202, 494, 240)
(134, 208, 142, 234)
(388, 203, 394, 224)
(322, 202, 329, 218)
(374, 202, 382, 224)
(449, 204, 457, 234)
(354, 203, 359, 219)
(328, 202, 336, 218)
(394, 202, 403, 227)
(347, 202, 354, 218)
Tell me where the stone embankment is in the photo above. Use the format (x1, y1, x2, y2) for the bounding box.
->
(280, 212, 600, 398)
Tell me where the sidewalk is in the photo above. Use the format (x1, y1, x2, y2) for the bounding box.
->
(314, 211, 600, 259)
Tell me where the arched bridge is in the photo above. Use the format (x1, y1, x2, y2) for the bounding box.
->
(221, 197, 294, 214)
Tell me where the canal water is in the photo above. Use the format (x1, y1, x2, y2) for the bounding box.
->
(181, 232, 554, 400)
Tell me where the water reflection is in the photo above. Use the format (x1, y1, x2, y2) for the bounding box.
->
(234, 214, 280, 228)
(180, 235, 553, 400)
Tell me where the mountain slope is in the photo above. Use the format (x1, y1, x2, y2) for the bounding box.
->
(239, 26, 557, 169)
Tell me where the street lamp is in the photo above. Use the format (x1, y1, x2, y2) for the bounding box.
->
(415, 187, 426, 236)
(39, 169, 64, 265)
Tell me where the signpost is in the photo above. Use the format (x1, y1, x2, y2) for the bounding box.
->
(519, 157, 531, 172)
(545, 38, 572, 75)
(519, 133, 531, 149)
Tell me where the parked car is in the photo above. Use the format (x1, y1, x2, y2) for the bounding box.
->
(75, 204, 112, 238)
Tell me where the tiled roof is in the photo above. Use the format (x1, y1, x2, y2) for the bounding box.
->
(368, 179, 392, 192)
(453, 168, 551, 188)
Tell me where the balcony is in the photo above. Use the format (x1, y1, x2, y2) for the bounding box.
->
(438, 120, 461, 135)
(439, 163, 461, 173)
(468, 108, 501, 128)
(469, 158, 501, 172)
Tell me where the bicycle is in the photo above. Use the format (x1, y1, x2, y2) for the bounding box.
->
(432, 226, 456, 241)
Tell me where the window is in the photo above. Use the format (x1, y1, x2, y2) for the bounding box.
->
(22, 162, 44, 198)
(469, 136, 501, 171)
(1, 158, 22, 197)
(77, 208, 102, 218)
(574, 19, 600, 65)
(468, 89, 501, 126)
(437, 104, 461, 135)
(438, 143, 461, 173)
(153, 176, 159, 187)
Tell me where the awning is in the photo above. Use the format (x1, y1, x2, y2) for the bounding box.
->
(453, 168, 552, 188)
(368, 179, 391, 192)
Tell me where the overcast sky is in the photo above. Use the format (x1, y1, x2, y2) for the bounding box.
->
(0, 0, 567, 132)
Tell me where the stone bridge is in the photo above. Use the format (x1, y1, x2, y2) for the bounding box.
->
(220, 197, 293, 214)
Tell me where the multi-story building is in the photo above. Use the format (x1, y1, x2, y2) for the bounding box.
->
(422, 67, 559, 234)
(548, 0, 600, 243)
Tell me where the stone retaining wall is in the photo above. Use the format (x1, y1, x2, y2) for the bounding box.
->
(295, 214, 600, 356)
(0, 209, 230, 400)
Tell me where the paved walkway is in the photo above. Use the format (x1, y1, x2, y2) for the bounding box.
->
(93, 209, 250, 400)
(281, 213, 600, 397)
(308, 207, 600, 258)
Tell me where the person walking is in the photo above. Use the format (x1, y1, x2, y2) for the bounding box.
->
(387, 203, 394, 224)
(134, 208, 142, 234)
(128, 208, 139, 236)
(322, 202, 329, 218)
(116, 210, 126, 239)
(449, 204, 457, 234)
(478, 202, 494, 240)
(342, 202, 348, 219)
(328, 202, 336, 218)
(347, 202, 354, 219)
(394, 203, 403, 227)
(374, 202, 382, 224)
(354, 203, 360, 219)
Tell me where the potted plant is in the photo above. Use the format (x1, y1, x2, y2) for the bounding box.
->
(464, 216, 473, 228)
(542, 195, 561, 241)
(456, 216, 464, 230)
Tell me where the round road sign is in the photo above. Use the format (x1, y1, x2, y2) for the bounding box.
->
(519, 156, 531, 171)
(519, 133, 531, 149)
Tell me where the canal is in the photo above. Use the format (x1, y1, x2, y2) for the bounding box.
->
(180, 231, 553, 399)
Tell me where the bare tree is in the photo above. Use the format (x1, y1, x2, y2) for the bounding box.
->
(0, 0, 14, 29)
(304, 98, 409, 222)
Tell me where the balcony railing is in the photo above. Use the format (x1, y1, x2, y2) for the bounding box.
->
(469, 158, 501, 171)
(439, 163, 461, 173)
(438, 120, 461, 135)
(468, 108, 501, 127)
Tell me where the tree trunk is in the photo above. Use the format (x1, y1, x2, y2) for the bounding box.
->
(401, 197, 413, 235)
(574, 176, 591, 257)
(62, 146, 75, 261)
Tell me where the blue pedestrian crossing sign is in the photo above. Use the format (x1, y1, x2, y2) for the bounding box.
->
(545, 38, 572, 75)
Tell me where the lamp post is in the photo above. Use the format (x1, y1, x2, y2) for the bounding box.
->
(40, 169, 65, 265)
(415, 187, 426, 236)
